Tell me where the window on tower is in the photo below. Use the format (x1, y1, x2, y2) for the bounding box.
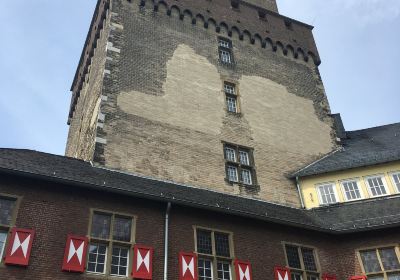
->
(223, 143, 257, 186)
(218, 38, 234, 65)
(224, 82, 239, 113)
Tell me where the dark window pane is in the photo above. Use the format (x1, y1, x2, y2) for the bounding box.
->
(87, 262, 96, 272)
(379, 248, 400, 270)
(215, 233, 230, 257)
(301, 248, 317, 271)
(120, 257, 128, 266)
(113, 216, 132, 241)
(119, 267, 127, 276)
(96, 263, 104, 273)
(286, 245, 301, 269)
(361, 250, 382, 273)
(97, 253, 106, 263)
(0, 197, 15, 226)
(91, 213, 111, 239)
(369, 275, 384, 280)
(388, 273, 400, 280)
(111, 265, 119, 275)
(292, 273, 303, 280)
(112, 256, 119, 265)
(197, 230, 212, 254)
(307, 274, 319, 280)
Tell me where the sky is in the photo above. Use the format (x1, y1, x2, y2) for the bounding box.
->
(0, 0, 399, 156)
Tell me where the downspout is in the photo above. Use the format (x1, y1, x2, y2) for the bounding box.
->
(296, 176, 305, 209)
(164, 202, 172, 280)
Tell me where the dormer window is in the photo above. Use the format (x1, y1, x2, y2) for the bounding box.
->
(316, 183, 338, 205)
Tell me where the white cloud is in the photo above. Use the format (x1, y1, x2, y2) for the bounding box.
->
(332, 0, 400, 26)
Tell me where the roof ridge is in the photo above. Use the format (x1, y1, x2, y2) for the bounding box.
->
(346, 122, 400, 134)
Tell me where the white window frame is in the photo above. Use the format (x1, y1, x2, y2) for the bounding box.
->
(340, 179, 364, 201)
(218, 39, 231, 49)
(227, 165, 238, 182)
(87, 243, 108, 275)
(316, 183, 339, 205)
(220, 50, 232, 64)
(239, 151, 250, 166)
(110, 246, 130, 277)
(241, 169, 252, 185)
(364, 175, 389, 198)
(389, 172, 400, 193)
(0, 231, 7, 261)
(224, 83, 236, 95)
(198, 257, 214, 280)
(225, 147, 236, 162)
(226, 96, 237, 113)
(217, 260, 233, 280)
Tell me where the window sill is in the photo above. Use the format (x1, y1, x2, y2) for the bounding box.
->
(226, 111, 242, 117)
(225, 178, 259, 189)
(85, 272, 130, 280)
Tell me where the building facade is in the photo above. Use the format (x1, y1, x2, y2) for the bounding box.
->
(1, 0, 400, 280)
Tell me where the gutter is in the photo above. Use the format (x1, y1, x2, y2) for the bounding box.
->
(164, 202, 172, 280)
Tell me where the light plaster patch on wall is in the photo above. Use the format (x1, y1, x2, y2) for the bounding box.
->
(117, 44, 224, 135)
(240, 75, 333, 155)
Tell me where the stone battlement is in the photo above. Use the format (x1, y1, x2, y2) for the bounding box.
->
(69, 0, 321, 123)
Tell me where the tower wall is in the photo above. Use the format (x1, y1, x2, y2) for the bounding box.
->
(243, 0, 278, 12)
(66, 0, 336, 207)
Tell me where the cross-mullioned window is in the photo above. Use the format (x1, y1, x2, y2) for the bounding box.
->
(284, 244, 320, 280)
(196, 228, 233, 280)
(87, 211, 134, 277)
(218, 38, 234, 65)
(224, 82, 238, 113)
(359, 246, 400, 280)
(224, 144, 256, 186)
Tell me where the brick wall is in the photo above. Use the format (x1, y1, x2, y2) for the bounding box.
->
(243, 0, 279, 12)
(1, 175, 399, 280)
(66, 0, 336, 207)
(65, 4, 111, 161)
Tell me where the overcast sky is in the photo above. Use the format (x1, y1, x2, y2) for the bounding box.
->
(0, 0, 399, 155)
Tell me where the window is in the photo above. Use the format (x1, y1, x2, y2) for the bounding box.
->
(366, 176, 388, 197)
(87, 211, 134, 276)
(341, 179, 363, 201)
(218, 38, 234, 65)
(390, 172, 400, 192)
(224, 82, 238, 113)
(284, 244, 320, 280)
(0, 195, 18, 263)
(224, 144, 257, 186)
(359, 246, 400, 280)
(317, 183, 338, 205)
(196, 228, 233, 280)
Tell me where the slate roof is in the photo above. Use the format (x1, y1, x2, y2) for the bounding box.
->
(0, 148, 399, 234)
(292, 123, 400, 178)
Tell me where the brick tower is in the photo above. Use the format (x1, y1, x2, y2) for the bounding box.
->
(66, 0, 336, 207)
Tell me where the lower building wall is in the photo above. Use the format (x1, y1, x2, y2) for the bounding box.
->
(0, 174, 399, 279)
